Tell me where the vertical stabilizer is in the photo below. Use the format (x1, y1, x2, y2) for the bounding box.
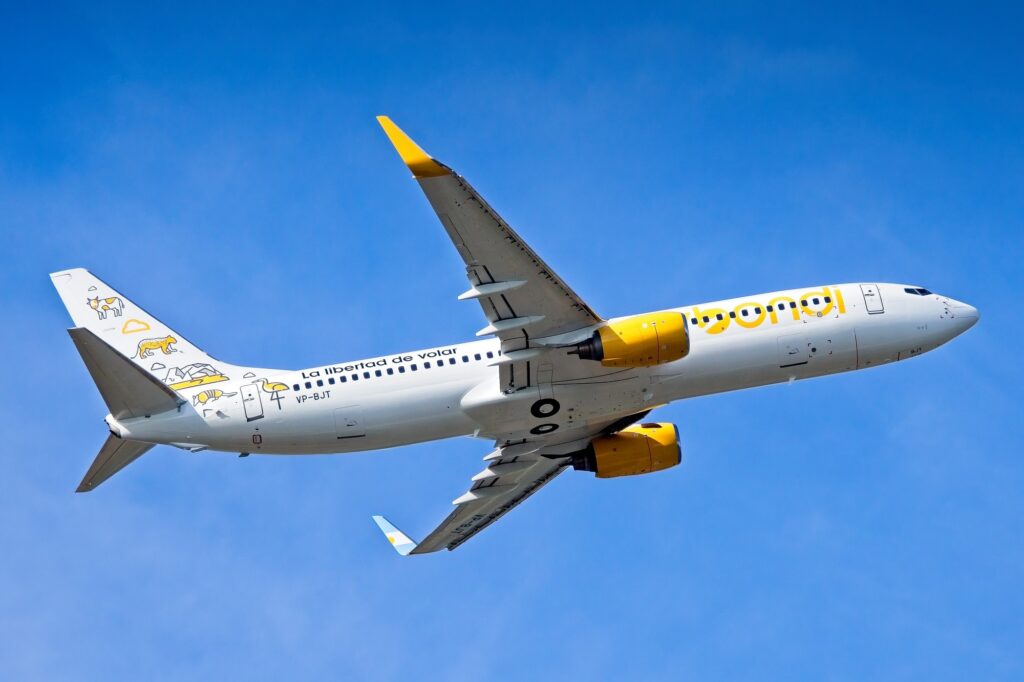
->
(51, 268, 237, 394)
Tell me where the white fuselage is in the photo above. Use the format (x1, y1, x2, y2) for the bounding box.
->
(108, 283, 978, 456)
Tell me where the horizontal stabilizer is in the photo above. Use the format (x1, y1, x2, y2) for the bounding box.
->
(68, 327, 183, 420)
(78, 434, 155, 492)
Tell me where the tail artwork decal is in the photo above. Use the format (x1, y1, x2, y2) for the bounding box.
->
(257, 378, 290, 410)
(50, 268, 265, 400)
(132, 335, 179, 359)
(87, 296, 124, 320)
(121, 319, 152, 334)
(163, 363, 230, 390)
(192, 389, 237, 406)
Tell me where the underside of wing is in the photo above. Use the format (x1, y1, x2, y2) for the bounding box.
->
(416, 452, 569, 554)
(373, 442, 571, 554)
(371, 411, 673, 555)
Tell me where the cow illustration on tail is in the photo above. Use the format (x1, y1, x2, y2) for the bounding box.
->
(87, 296, 124, 320)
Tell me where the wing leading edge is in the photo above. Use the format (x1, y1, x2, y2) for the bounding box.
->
(377, 116, 602, 392)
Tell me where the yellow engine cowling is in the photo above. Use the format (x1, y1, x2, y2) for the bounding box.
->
(572, 312, 689, 367)
(572, 423, 681, 479)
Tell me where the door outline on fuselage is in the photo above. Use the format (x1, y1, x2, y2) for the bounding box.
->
(778, 334, 809, 368)
(241, 383, 264, 422)
(861, 284, 885, 314)
(334, 406, 366, 440)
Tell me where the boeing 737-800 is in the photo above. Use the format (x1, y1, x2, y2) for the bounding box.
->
(51, 117, 979, 554)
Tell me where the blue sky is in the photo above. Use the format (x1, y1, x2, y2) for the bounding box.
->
(2, 3, 1022, 679)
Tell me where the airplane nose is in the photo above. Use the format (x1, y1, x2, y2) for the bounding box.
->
(948, 300, 980, 332)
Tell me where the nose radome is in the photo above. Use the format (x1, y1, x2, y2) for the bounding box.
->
(948, 299, 980, 332)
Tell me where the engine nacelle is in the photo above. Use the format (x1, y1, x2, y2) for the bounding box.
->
(571, 312, 689, 367)
(572, 423, 681, 479)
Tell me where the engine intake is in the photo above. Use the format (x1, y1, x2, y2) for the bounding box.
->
(571, 312, 689, 367)
(572, 423, 681, 478)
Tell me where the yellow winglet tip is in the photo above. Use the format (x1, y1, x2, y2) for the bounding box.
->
(376, 116, 449, 178)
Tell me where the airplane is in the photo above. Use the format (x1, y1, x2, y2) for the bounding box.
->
(50, 116, 980, 555)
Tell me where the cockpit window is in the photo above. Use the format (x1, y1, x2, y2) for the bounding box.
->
(916, 288, 932, 295)
(904, 287, 934, 296)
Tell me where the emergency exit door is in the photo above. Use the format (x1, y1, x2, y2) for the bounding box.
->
(241, 383, 264, 422)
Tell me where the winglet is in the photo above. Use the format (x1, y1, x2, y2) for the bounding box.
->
(376, 116, 449, 179)
(372, 515, 419, 556)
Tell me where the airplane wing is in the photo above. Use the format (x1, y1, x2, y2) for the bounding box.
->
(377, 117, 602, 391)
(373, 441, 571, 554)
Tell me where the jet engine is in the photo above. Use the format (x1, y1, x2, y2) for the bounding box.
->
(572, 423, 681, 478)
(570, 312, 689, 367)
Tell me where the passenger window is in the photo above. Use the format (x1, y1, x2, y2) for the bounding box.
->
(800, 300, 807, 306)
(767, 305, 773, 312)
(340, 376, 347, 383)
(316, 379, 323, 387)
(449, 358, 456, 365)
(387, 368, 394, 375)
(755, 307, 761, 314)
(351, 374, 358, 381)
(702, 316, 709, 323)
(716, 313, 723, 320)
(729, 311, 735, 318)
(363, 372, 370, 379)
(691, 318, 698, 325)
(398, 366, 405, 373)
(486, 352, 494, 359)
(741, 309, 748, 317)
(790, 302, 797, 309)
(292, 384, 300, 391)
(462, 356, 469, 363)
(411, 364, 417, 371)
(375, 370, 382, 377)
(328, 377, 335, 385)
(812, 298, 819, 305)
(824, 296, 831, 303)
(304, 381, 311, 389)
(424, 362, 431, 368)
(474, 353, 481, 361)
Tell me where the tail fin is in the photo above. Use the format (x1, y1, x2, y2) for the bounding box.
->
(51, 268, 234, 393)
(78, 434, 155, 492)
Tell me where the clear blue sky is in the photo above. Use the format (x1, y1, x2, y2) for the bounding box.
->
(2, 3, 1022, 680)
